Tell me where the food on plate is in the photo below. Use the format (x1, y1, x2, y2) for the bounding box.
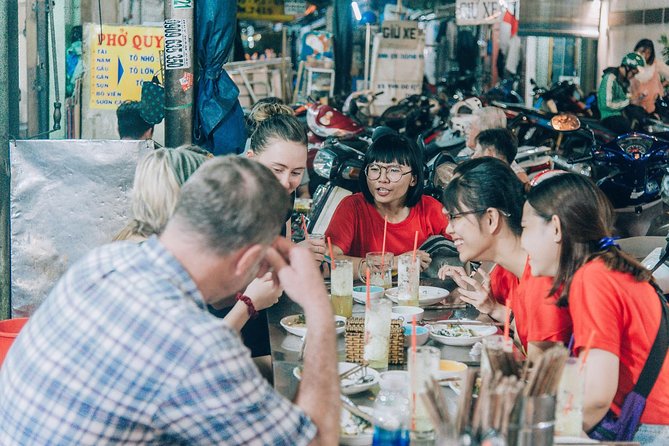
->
(284, 314, 345, 329)
(434, 324, 476, 338)
(284, 314, 306, 327)
(341, 407, 373, 437)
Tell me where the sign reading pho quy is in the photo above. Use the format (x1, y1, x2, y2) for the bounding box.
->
(456, 0, 519, 25)
(88, 25, 163, 110)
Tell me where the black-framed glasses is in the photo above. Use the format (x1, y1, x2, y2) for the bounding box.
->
(365, 164, 412, 182)
(447, 208, 511, 220)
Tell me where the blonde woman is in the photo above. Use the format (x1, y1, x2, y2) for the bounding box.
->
(115, 147, 282, 380)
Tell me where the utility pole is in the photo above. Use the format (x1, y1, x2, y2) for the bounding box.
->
(163, 0, 195, 148)
(1, 0, 20, 319)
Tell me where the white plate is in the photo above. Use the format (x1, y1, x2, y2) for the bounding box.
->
(385, 286, 450, 307)
(429, 321, 498, 346)
(280, 314, 347, 337)
(293, 362, 380, 396)
(340, 406, 374, 446)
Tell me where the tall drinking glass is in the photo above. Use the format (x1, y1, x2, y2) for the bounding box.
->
(555, 357, 584, 437)
(408, 346, 440, 439)
(331, 259, 353, 318)
(363, 295, 392, 370)
(365, 252, 394, 289)
(397, 253, 420, 306)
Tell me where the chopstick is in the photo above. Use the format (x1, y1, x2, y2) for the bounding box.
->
(423, 304, 469, 310)
(428, 319, 505, 327)
(339, 363, 365, 380)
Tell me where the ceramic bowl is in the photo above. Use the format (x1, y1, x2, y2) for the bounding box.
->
(434, 359, 468, 382)
(402, 324, 429, 347)
(391, 305, 424, 322)
(352, 285, 385, 304)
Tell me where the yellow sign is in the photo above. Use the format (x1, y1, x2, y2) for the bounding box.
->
(237, 0, 295, 22)
(89, 25, 163, 110)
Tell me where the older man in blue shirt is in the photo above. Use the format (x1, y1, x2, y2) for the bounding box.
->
(0, 157, 339, 445)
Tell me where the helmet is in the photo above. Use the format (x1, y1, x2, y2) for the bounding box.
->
(621, 52, 645, 69)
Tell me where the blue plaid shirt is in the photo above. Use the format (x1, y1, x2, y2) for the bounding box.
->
(0, 237, 316, 444)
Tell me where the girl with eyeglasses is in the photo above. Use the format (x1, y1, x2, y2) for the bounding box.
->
(325, 132, 448, 272)
(522, 173, 669, 443)
(437, 158, 572, 361)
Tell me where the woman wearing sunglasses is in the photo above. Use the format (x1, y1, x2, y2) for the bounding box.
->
(325, 131, 448, 272)
(438, 158, 572, 361)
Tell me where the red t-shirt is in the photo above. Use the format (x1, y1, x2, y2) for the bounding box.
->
(511, 261, 572, 349)
(325, 193, 448, 258)
(569, 259, 669, 425)
(489, 266, 518, 305)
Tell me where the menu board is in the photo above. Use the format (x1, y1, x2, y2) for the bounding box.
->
(237, 0, 295, 22)
(88, 25, 163, 110)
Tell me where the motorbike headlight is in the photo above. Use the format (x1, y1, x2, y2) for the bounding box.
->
(313, 149, 337, 179)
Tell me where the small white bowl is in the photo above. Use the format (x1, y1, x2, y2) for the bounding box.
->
(434, 359, 468, 382)
(403, 324, 429, 347)
(391, 305, 424, 322)
(352, 285, 385, 304)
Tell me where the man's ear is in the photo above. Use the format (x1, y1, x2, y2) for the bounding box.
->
(551, 215, 562, 243)
(234, 244, 264, 277)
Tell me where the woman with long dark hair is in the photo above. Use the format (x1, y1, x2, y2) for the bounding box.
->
(522, 173, 669, 443)
(631, 39, 669, 114)
(438, 158, 571, 360)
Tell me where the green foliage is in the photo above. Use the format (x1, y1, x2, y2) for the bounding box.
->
(660, 35, 669, 64)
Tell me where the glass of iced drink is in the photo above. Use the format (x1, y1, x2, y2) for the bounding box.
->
(555, 357, 584, 437)
(330, 259, 353, 318)
(408, 346, 440, 439)
(363, 295, 392, 370)
(397, 253, 420, 306)
(365, 252, 394, 289)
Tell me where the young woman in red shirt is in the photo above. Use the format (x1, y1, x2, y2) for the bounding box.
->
(325, 131, 448, 273)
(438, 158, 572, 361)
(522, 173, 669, 444)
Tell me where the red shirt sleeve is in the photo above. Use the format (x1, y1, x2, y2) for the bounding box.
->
(489, 266, 519, 305)
(324, 195, 358, 255)
(422, 196, 449, 238)
(513, 262, 572, 347)
(569, 261, 624, 357)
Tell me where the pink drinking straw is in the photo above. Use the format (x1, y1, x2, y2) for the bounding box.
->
(503, 297, 512, 341)
(411, 230, 419, 262)
(327, 237, 335, 270)
(580, 330, 596, 372)
(301, 215, 309, 237)
(365, 268, 371, 308)
(381, 215, 388, 264)
(411, 315, 417, 353)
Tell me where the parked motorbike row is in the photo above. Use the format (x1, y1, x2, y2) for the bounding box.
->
(286, 76, 669, 239)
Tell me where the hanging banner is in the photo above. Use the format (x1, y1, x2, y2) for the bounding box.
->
(456, 0, 519, 26)
(237, 0, 295, 22)
(88, 25, 163, 110)
(369, 21, 425, 116)
(284, 0, 305, 16)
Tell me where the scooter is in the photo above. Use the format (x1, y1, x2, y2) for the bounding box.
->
(551, 114, 669, 236)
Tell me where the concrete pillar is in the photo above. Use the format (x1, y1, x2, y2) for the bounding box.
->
(163, 0, 194, 148)
(0, 0, 20, 318)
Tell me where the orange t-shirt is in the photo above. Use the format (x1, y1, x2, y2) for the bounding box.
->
(511, 261, 572, 349)
(569, 259, 669, 425)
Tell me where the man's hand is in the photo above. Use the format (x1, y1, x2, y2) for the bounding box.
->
(265, 237, 329, 311)
(398, 250, 431, 271)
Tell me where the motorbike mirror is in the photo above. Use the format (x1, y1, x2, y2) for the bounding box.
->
(550, 114, 581, 132)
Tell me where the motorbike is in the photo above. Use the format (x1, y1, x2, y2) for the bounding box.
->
(551, 114, 669, 236)
(531, 79, 594, 117)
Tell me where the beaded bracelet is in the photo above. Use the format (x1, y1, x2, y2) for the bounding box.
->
(235, 293, 259, 319)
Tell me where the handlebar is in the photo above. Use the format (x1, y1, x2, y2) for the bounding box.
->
(568, 155, 594, 164)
